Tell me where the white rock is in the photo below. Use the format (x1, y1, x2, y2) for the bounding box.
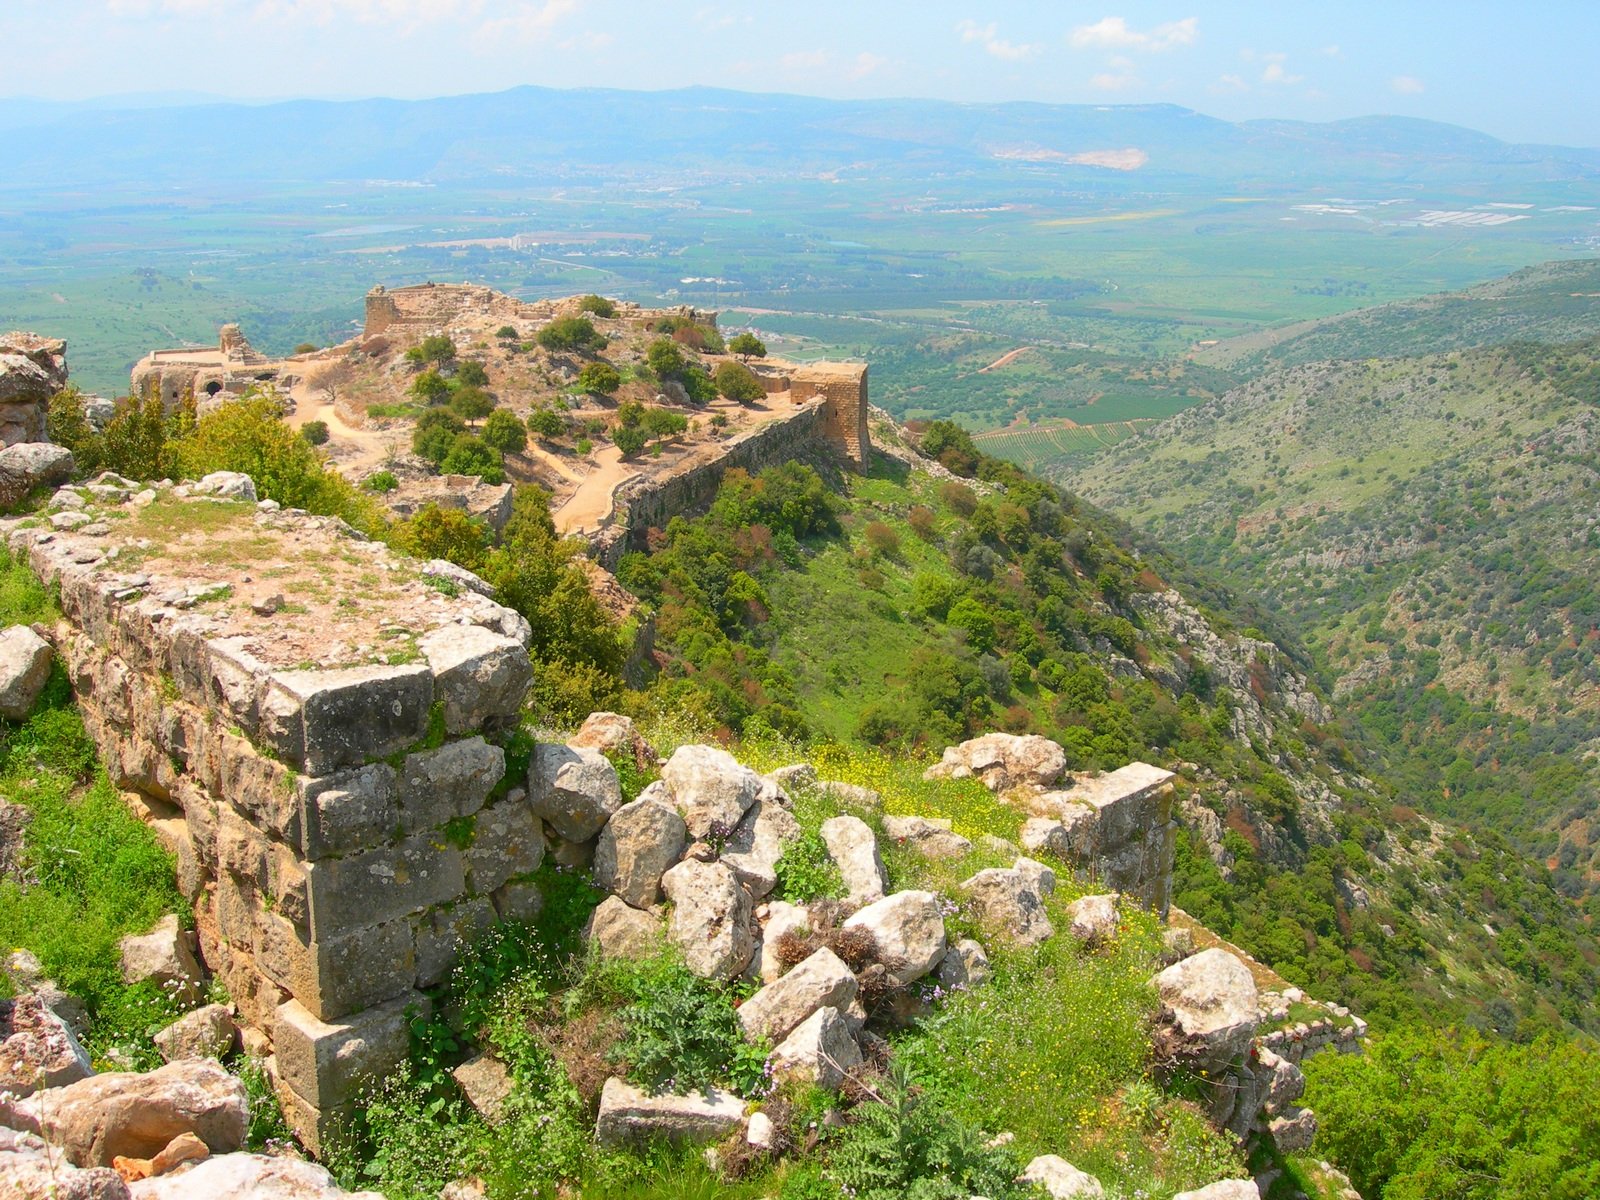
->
(193, 472, 257, 502)
(934, 938, 991, 993)
(881, 815, 973, 860)
(529, 744, 623, 842)
(745, 1110, 775, 1150)
(126, 1151, 383, 1198)
(1171, 1182, 1261, 1200)
(1151, 948, 1259, 1072)
(1065, 894, 1120, 947)
(660, 858, 754, 980)
(758, 900, 812, 984)
(841, 890, 947, 983)
(738, 946, 858, 1045)
(593, 798, 685, 908)
(152, 1004, 236, 1063)
(119, 915, 203, 1007)
(0, 626, 52, 721)
(924, 733, 1066, 792)
(820, 815, 887, 904)
(1019, 1154, 1106, 1198)
(767, 1005, 862, 1089)
(594, 1077, 745, 1147)
(722, 799, 801, 900)
(585, 896, 662, 960)
(661, 744, 763, 839)
(959, 868, 1054, 948)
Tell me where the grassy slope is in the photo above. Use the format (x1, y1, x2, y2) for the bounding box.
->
(1070, 341, 1600, 886)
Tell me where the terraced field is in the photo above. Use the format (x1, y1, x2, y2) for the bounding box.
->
(973, 419, 1156, 471)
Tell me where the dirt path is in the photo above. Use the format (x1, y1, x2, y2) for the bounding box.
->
(284, 382, 398, 477)
(554, 444, 635, 534)
(979, 346, 1032, 372)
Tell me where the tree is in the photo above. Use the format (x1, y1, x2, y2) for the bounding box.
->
(577, 294, 617, 318)
(293, 342, 318, 355)
(537, 316, 606, 354)
(309, 360, 356, 406)
(404, 334, 456, 367)
(454, 359, 489, 387)
(481, 408, 528, 456)
(728, 332, 766, 362)
(920, 420, 980, 476)
(100, 395, 171, 481)
(614, 425, 648, 459)
(413, 408, 465, 465)
(494, 325, 518, 340)
(46, 388, 103, 476)
(439, 434, 504, 484)
(449, 386, 494, 426)
(641, 406, 689, 443)
(645, 338, 688, 378)
(713, 361, 764, 405)
(527, 407, 565, 440)
(387, 505, 490, 572)
(576, 361, 621, 395)
(410, 370, 450, 405)
(300, 419, 330, 446)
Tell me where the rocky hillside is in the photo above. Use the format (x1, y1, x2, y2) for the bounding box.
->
(1071, 338, 1600, 898)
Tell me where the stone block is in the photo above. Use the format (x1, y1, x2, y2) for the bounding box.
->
(463, 797, 544, 897)
(398, 737, 505, 834)
(274, 992, 423, 1110)
(303, 833, 465, 941)
(258, 664, 433, 774)
(213, 870, 259, 948)
(491, 876, 543, 923)
(595, 1077, 745, 1147)
(255, 909, 416, 1023)
(418, 624, 531, 734)
(296, 764, 399, 861)
(216, 804, 270, 890)
(414, 898, 497, 988)
(215, 731, 300, 843)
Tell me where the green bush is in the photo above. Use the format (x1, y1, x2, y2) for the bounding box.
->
(414, 408, 466, 466)
(482, 408, 528, 456)
(577, 294, 617, 318)
(614, 425, 648, 459)
(410, 370, 451, 404)
(46, 388, 104, 477)
(300, 419, 330, 446)
(455, 359, 489, 387)
(577, 361, 622, 395)
(438, 434, 504, 484)
(729, 332, 767, 361)
(528, 407, 566, 440)
(538, 317, 607, 354)
(714, 360, 765, 404)
(405, 334, 456, 367)
(363, 470, 400, 493)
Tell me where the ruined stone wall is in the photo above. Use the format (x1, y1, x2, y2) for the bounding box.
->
(363, 284, 542, 341)
(5, 494, 543, 1153)
(790, 363, 869, 469)
(0, 333, 67, 447)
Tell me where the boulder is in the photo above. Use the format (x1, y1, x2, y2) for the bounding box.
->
(191, 472, 257, 502)
(881, 815, 972, 860)
(841, 890, 947, 983)
(567, 711, 657, 771)
(528, 745, 623, 842)
(1019, 1154, 1106, 1198)
(0, 1127, 131, 1200)
(0, 443, 75, 509)
(418, 624, 531, 734)
(660, 744, 762, 839)
(27, 1059, 248, 1168)
(737, 946, 858, 1045)
(1066, 894, 1121, 947)
(934, 938, 991, 993)
(1171, 1183, 1260, 1200)
(452, 1055, 515, 1124)
(660, 858, 754, 980)
(1014, 855, 1057, 897)
(152, 1005, 236, 1064)
(745, 1110, 775, 1150)
(721, 800, 801, 900)
(585, 896, 662, 960)
(594, 1077, 745, 1147)
(0, 993, 92, 1096)
(1268, 1106, 1318, 1154)
(819, 815, 887, 904)
(1151, 948, 1259, 1072)
(118, 916, 203, 1007)
(767, 1006, 861, 1089)
(593, 798, 685, 908)
(0, 626, 53, 721)
(960, 868, 1054, 948)
(757, 900, 812, 984)
(924, 733, 1067, 793)
(765, 763, 818, 792)
(124, 1152, 385, 1198)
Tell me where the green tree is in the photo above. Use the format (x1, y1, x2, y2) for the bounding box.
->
(645, 338, 688, 378)
(527, 408, 565, 440)
(387, 505, 490, 572)
(641, 407, 689, 443)
(454, 359, 489, 387)
(481, 408, 528, 456)
(577, 294, 617, 317)
(46, 388, 103, 476)
(101, 395, 172, 481)
(920, 420, 980, 476)
(448, 386, 494, 426)
(438, 434, 504, 484)
(576, 361, 621, 395)
(536, 317, 606, 354)
(413, 408, 465, 466)
(948, 596, 998, 653)
(410, 370, 450, 405)
(728, 332, 766, 362)
(713, 360, 764, 405)
(494, 325, 518, 340)
(404, 334, 456, 367)
(614, 425, 648, 459)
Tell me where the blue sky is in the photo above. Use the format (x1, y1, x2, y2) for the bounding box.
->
(8, 1, 1598, 148)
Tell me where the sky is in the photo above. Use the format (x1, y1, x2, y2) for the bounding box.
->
(5, 1, 1598, 148)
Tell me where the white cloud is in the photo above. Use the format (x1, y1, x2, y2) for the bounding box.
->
(1069, 15, 1197, 53)
(1260, 59, 1303, 85)
(475, 0, 579, 44)
(956, 18, 1041, 61)
(1091, 69, 1139, 91)
(849, 51, 888, 79)
(780, 49, 830, 72)
(1391, 74, 1425, 94)
(1319, 43, 1343, 58)
(694, 7, 747, 31)
(1209, 72, 1248, 94)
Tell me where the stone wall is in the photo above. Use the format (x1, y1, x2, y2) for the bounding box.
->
(363, 284, 539, 341)
(0, 333, 68, 447)
(790, 363, 869, 469)
(4, 487, 542, 1153)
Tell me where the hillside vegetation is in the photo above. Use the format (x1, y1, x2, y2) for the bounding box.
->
(1072, 338, 1600, 896)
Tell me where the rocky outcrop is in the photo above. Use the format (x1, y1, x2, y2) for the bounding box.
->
(881, 814, 972, 860)
(0, 625, 54, 720)
(593, 797, 685, 908)
(660, 744, 762, 840)
(0, 333, 67, 447)
(0, 443, 75, 511)
(0, 994, 92, 1096)
(960, 866, 1054, 948)
(1, 1127, 132, 1200)
(923, 732, 1066, 792)
(1152, 948, 1259, 1073)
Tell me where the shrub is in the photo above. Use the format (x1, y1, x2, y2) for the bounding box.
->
(604, 955, 759, 1095)
(641, 406, 688, 443)
(714, 360, 765, 405)
(920, 420, 979, 475)
(293, 342, 318, 355)
(387, 505, 490, 572)
(300, 419, 330, 446)
(908, 505, 937, 540)
(614, 425, 648, 459)
(454, 359, 489, 387)
(938, 480, 978, 516)
(363, 470, 399, 493)
(410, 370, 450, 404)
(404, 334, 456, 367)
(101, 395, 171, 481)
(46, 388, 103, 476)
(413, 408, 466, 466)
(537, 317, 606, 354)
(448, 386, 494, 425)
(481, 408, 528, 456)
(528, 407, 566, 440)
(729, 331, 767, 361)
(438, 434, 504, 484)
(863, 521, 900, 558)
(494, 325, 518, 340)
(576, 361, 621, 395)
(645, 338, 688, 378)
(577, 294, 617, 318)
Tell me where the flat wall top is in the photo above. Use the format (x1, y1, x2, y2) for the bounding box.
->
(1053, 762, 1175, 810)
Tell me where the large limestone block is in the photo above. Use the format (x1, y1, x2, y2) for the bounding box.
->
(738, 946, 858, 1045)
(28, 1060, 247, 1168)
(1066, 893, 1121, 947)
(258, 664, 433, 774)
(418, 624, 531, 734)
(758, 900, 812, 983)
(0, 1128, 131, 1200)
(0, 625, 52, 720)
(528, 744, 622, 842)
(594, 1077, 745, 1147)
(960, 867, 1054, 948)
(296, 765, 398, 860)
(0, 443, 73, 508)
(567, 711, 657, 770)
(660, 858, 754, 980)
(722, 799, 800, 900)
(881, 814, 972, 860)
(1171, 1183, 1260, 1200)
(152, 1004, 236, 1063)
(820, 815, 887, 904)
(1019, 1155, 1106, 1198)
(585, 895, 663, 960)
(302, 833, 465, 941)
(273, 993, 421, 1110)
(593, 797, 686, 908)
(124, 1152, 385, 1198)
(841, 890, 947, 983)
(934, 938, 990, 993)
(0, 993, 92, 1096)
(1152, 948, 1259, 1072)
(462, 797, 545, 897)
(397, 737, 505, 833)
(660, 744, 762, 839)
(119, 915, 203, 1007)
(766, 1005, 861, 1089)
(924, 732, 1066, 792)
(255, 911, 415, 1022)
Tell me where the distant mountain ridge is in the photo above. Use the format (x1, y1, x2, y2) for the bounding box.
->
(3, 84, 1597, 191)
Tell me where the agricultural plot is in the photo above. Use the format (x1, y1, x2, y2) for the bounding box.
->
(973, 420, 1157, 471)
